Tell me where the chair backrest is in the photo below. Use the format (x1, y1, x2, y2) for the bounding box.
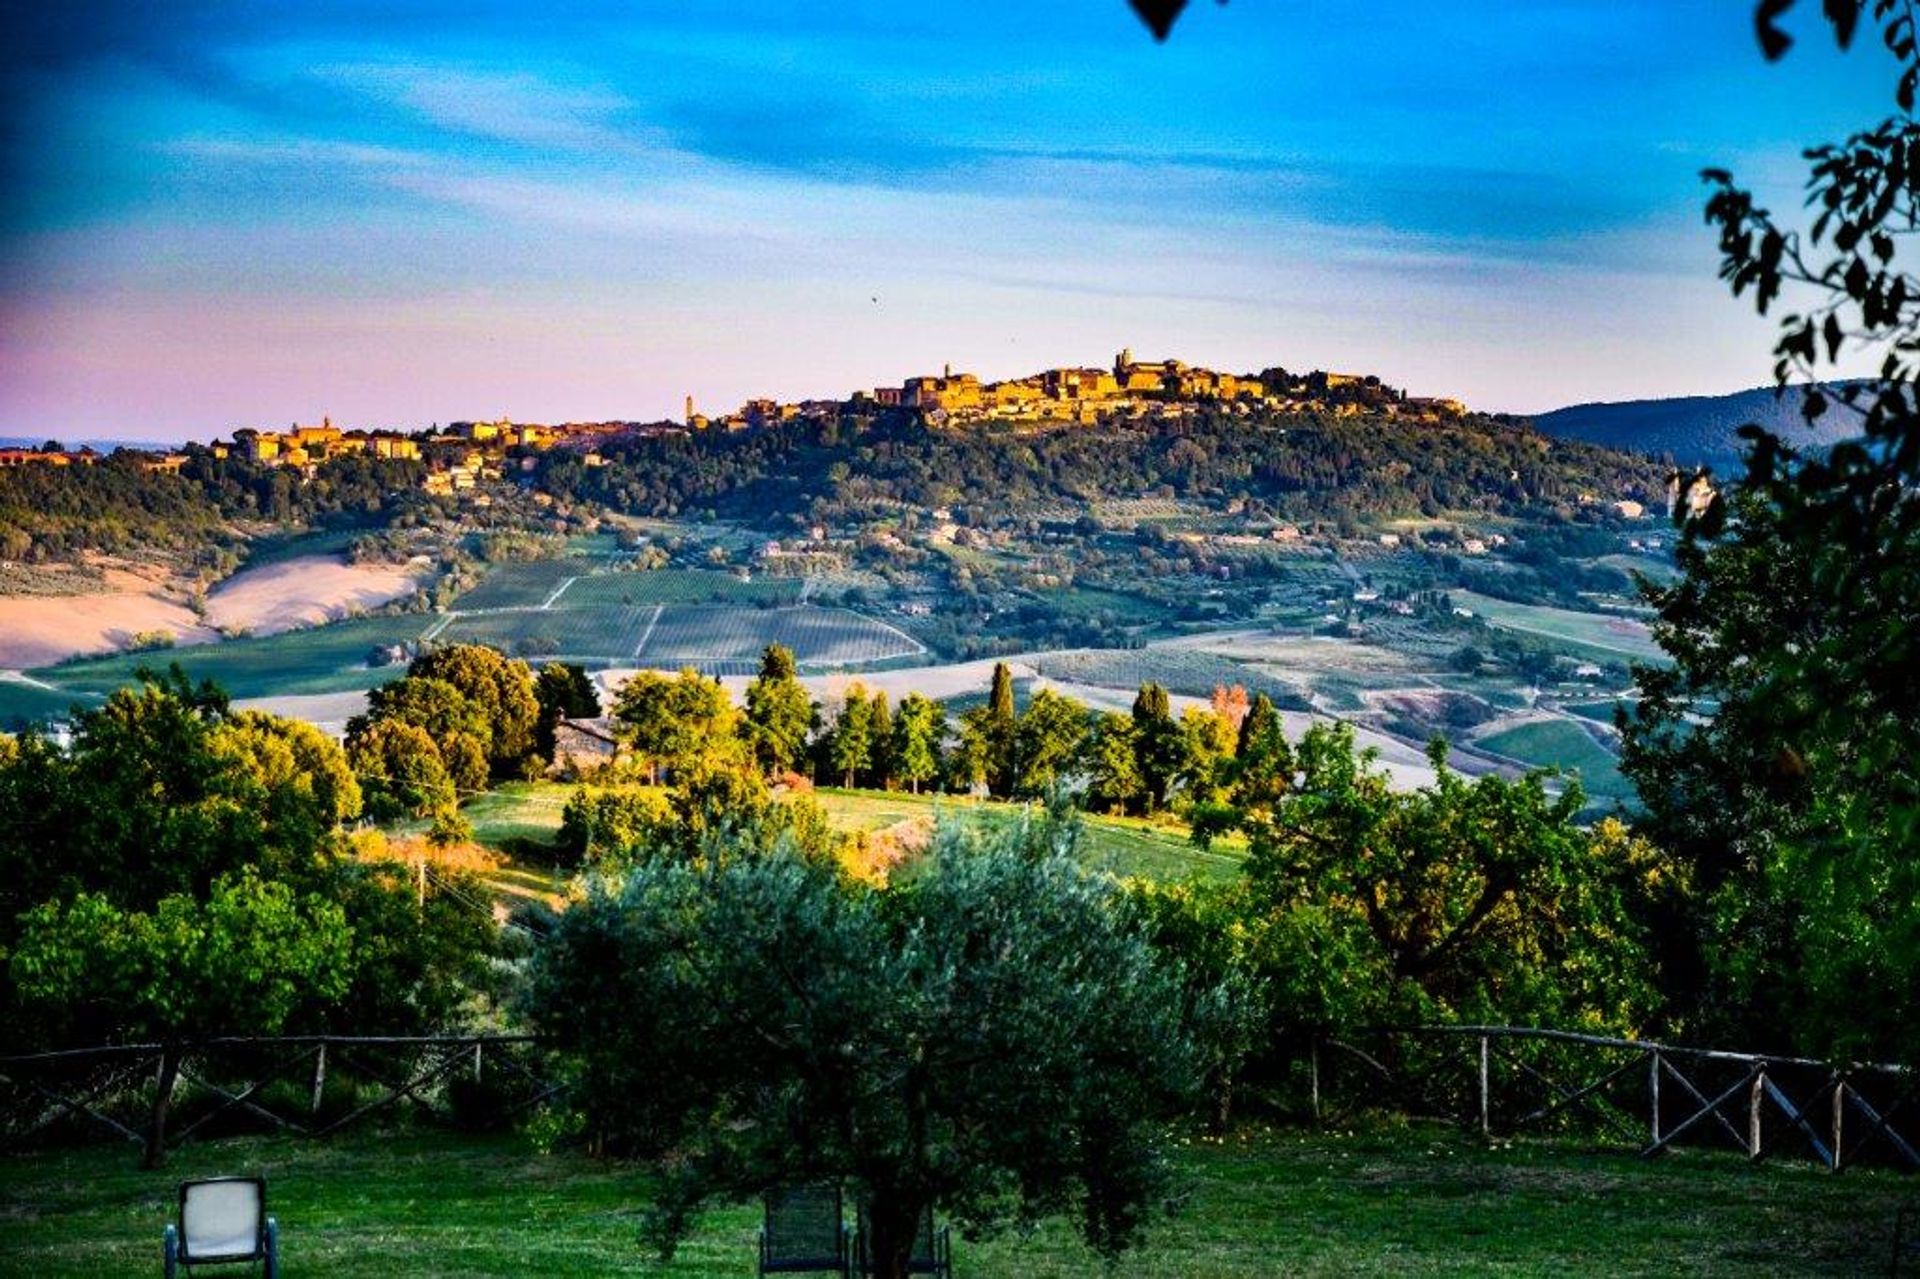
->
(179, 1178, 266, 1263)
(763, 1185, 845, 1265)
(856, 1205, 940, 1266)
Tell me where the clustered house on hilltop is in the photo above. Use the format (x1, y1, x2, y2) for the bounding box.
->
(10, 352, 1470, 500)
(864, 350, 1466, 428)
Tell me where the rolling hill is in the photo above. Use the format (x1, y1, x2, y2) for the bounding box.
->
(1528, 383, 1864, 472)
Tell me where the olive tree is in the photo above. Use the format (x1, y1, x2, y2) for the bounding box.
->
(527, 825, 1201, 1278)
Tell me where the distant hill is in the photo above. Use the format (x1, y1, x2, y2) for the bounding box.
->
(1529, 384, 1864, 473)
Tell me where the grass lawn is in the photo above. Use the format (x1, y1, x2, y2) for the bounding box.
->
(805, 787, 1247, 885)
(445, 783, 1245, 888)
(1, 1124, 1906, 1276)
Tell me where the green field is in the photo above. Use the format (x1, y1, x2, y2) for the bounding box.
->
(1478, 719, 1630, 801)
(563, 569, 802, 607)
(1563, 698, 1632, 725)
(437, 605, 659, 661)
(2, 1125, 1905, 1277)
(32, 616, 427, 699)
(640, 606, 921, 671)
(1452, 591, 1667, 665)
(453, 559, 592, 611)
(0, 678, 93, 730)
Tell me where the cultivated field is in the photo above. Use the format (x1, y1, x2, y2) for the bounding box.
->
(0, 674, 88, 731)
(33, 615, 427, 699)
(562, 569, 802, 607)
(1451, 590, 1666, 664)
(1475, 717, 1631, 802)
(639, 606, 922, 671)
(437, 605, 660, 661)
(450, 558, 586, 611)
(0, 588, 215, 668)
(1028, 647, 1309, 708)
(203, 555, 424, 636)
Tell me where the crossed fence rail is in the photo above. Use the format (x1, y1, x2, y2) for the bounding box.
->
(1306, 1026, 1919, 1172)
(4, 1026, 1916, 1175)
(0, 1035, 557, 1156)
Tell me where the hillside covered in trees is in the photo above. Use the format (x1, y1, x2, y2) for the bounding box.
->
(534, 405, 1668, 529)
(0, 403, 1669, 568)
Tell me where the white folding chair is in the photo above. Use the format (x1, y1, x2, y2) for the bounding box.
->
(163, 1176, 278, 1277)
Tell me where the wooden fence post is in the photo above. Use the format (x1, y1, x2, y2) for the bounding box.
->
(1478, 1035, 1491, 1138)
(1648, 1050, 1661, 1148)
(1748, 1069, 1765, 1159)
(310, 1043, 327, 1116)
(1831, 1077, 1845, 1173)
(1310, 1039, 1321, 1126)
(473, 1042, 483, 1083)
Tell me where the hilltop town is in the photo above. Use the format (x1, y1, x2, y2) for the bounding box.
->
(0, 352, 1468, 497)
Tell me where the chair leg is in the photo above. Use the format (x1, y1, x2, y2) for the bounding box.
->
(164, 1224, 178, 1279)
(264, 1216, 279, 1279)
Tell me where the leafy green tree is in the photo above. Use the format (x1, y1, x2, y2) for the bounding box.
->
(1619, 0, 1920, 1061)
(1130, 682, 1181, 812)
(534, 662, 601, 760)
(742, 644, 816, 776)
(351, 676, 490, 793)
(557, 786, 671, 865)
(0, 668, 360, 918)
(827, 684, 875, 788)
(626, 769, 847, 870)
(346, 718, 457, 822)
(868, 691, 895, 789)
(1014, 687, 1089, 797)
(949, 705, 995, 794)
(613, 668, 743, 784)
(1126, 880, 1274, 1130)
(527, 826, 1200, 1277)
(1084, 712, 1144, 815)
(1230, 693, 1294, 813)
(409, 644, 540, 780)
(1175, 706, 1237, 807)
(10, 869, 352, 1165)
(987, 661, 1019, 797)
(892, 694, 946, 794)
(206, 711, 362, 833)
(1212, 723, 1665, 1034)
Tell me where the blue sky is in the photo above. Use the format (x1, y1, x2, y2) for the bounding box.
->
(0, 1, 1891, 440)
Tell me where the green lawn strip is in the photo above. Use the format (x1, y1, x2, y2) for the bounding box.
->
(462, 782, 575, 848)
(812, 788, 1245, 884)
(1, 1126, 1903, 1277)
(451, 784, 1244, 887)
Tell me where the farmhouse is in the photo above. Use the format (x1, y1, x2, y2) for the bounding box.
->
(550, 717, 625, 778)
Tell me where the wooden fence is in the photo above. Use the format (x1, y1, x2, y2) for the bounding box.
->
(0, 1035, 557, 1158)
(1307, 1026, 1919, 1172)
(5, 1026, 1915, 1175)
